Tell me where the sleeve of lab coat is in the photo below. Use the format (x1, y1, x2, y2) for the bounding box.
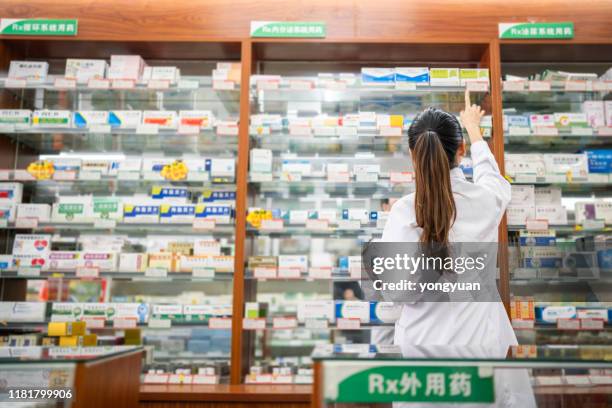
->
(470, 140, 511, 214)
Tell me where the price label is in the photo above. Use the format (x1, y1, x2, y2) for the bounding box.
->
(564, 80, 587, 91)
(536, 376, 564, 386)
(79, 171, 102, 181)
(192, 375, 218, 385)
(379, 126, 402, 137)
(511, 319, 535, 330)
(390, 172, 414, 184)
(534, 126, 558, 136)
(528, 81, 551, 91)
(337, 126, 358, 137)
(143, 373, 169, 384)
(327, 171, 350, 182)
(260, 219, 284, 231)
(337, 220, 360, 230)
(113, 318, 137, 329)
(76, 267, 99, 278)
(0, 124, 14, 133)
(17, 266, 41, 277)
(193, 267, 215, 278)
(395, 82, 417, 91)
(117, 171, 140, 181)
(136, 124, 159, 135)
(111, 79, 135, 89)
(305, 318, 329, 329)
(243, 318, 266, 330)
(289, 125, 312, 136)
(272, 317, 298, 329)
(598, 127, 612, 136)
(93, 218, 116, 229)
(564, 376, 591, 386)
(508, 127, 531, 136)
(145, 267, 168, 278)
(53, 78, 76, 89)
(337, 317, 361, 330)
(0, 219, 7, 228)
(277, 267, 301, 279)
(193, 218, 216, 230)
(147, 79, 170, 89)
(82, 317, 105, 329)
(148, 318, 172, 328)
(312, 126, 336, 137)
(583, 219, 605, 230)
(308, 267, 332, 279)
(13, 170, 34, 181)
(306, 219, 329, 231)
(526, 219, 549, 232)
(466, 81, 489, 92)
(216, 125, 239, 136)
(87, 78, 110, 89)
(89, 124, 111, 134)
(53, 170, 77, 181)
(289, 80, 314, 90)
(557, 318, 580, 330)
(177, 80, 199, 89)
(503, 81, 526, 91)
(257, 80, 279, 90)
(178, 124, 200, 135)
(212, 80, 235, 90)
(254, 267, 277, 279)
(355, 173, 378, 183)
(591, 81, 609, 91)
(16, 217, 38, 229)
(209, 317, 232, 329)
(581, 318, 604, 330)
(5, 79, 26, 88)
(0, 170, 9, 180)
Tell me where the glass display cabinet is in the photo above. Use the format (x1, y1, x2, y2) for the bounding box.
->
(0, 39, 241, 384)
(312, 344, 612, 408)
(499, 43, 612, 347)
(239, 41, 497, 385)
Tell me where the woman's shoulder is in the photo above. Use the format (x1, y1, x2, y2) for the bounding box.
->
(390, 193, 415, 213)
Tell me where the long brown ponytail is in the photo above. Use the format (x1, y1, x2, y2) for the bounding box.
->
(408, 108, 463, 247)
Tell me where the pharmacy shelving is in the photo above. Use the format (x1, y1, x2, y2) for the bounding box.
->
(500, 42, 612, 346)
(0, 42, 242, 385)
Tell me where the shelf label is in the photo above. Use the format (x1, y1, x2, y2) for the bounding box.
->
(117, 171, 140, 181)
(305, 318, 329, 329)
(390, 172, 414, 184)
(582, 219, 605, 230)
(503, 81, 526, 92)
(177, 79, 199, 89)
(136, 124, 159, 134)
(212, 80, 235, 90)
(508, 126, 531, 136)
(209, 317, 232, 329)
(277, 267, 301, 279)
(499, 22, 573, 39)
(337, 317, 361, 330)
(528, 81, 551, 91)
(526, 219, 549, 232)
(54, 78, 76, 89)
(16, 217, 38, 229)
(87, 78, 110, 89)
(147, 79, 170, 89)
(243, 318, 266, 330)
(216, 124, 239, 136)
(289, 80, 314, 90)
(53, 170, 77, 180)
(178, 124, 200, 135)
(306, 219, 329, 231)
(0, 170, 10, 180)
(395, 82, 417, 91)
(193, 218, 216, 230)
(254, 267, 277, 279)
(308, 267, 332, 279)
(557, 318, 580, 330)
(145, 267, 168, 278)
(111, 79, 135, 89)
(113, 317, 137, 329)
(4, 79, 26, 88)
(598, 126, 612, 136)
(564, 376, 591, 386)
(337, 220, 360, 230)
(466, 81, 489, 92)
(251, 21, 326, 38)
(0, 219, 7, 228)
(565, 80, 587, 91)
(192, 375, 219, 385)
(148, 318, 172, 328)
(78, 171, 102, 181)
(511, 319, 535, 330)
(327, 171, 350, 182)
(17, 266, 41, 277)
(143, 373, 169, 384)
(273, 316, 298, 329)
(192, 267, 215, 278)
(570, 127, 593, 136)
(93, 218, 116, 229)
(580, 318, 604, 331)
(76, 267, 99, 278)
(0, 19, 78, 36)
(260, 219, 284, 231)
(337, 126, 358, 137)
(89, 124, 111, 134)
(82, 317, 105, 329)
(534, 126, 558, 136)
(379, 126, 402, 137)
(13, 170, 34, 180)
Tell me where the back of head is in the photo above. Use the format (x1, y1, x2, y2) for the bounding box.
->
(408, 107, 463, 246)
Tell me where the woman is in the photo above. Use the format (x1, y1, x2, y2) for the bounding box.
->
(381, 91, 535, 407)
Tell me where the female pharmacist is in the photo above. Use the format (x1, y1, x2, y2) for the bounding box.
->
(381, 91, 535, 407)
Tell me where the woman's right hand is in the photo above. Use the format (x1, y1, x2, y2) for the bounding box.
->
(460, 89, 485, 143)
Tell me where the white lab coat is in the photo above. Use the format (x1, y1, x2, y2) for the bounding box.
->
(381, 141, 536, 407)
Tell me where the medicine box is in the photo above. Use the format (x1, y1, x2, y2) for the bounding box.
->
(361, 68, 395, 85)
(394, 68, 429, 85)
(108, 55, 146, 81)
(0, 110, 31, 126)
(8, 61, 48, 83)
(429, 68, 460, 86)
(583, 101, 605, 128)
(65, 59, 107, 83)
(0, 183, 23, 204)
(32, 110, 71, 127)
(108, 111, 142, 128)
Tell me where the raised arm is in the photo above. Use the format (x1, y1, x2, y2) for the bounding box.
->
(460, 90, 511, 212)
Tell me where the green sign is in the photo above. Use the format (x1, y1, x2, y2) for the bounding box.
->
(250, 21, 325, 38)
(0, 19, 78, 36)
(499, 22, 573, 39)
(327, 364, 494, 403)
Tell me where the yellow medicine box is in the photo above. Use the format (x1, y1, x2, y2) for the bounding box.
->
(48, 321, 86, 337)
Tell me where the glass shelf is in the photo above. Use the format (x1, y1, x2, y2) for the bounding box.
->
(508, 225, 612, 235)
(505, 133, 612, 148)
(250, 179, 413, 197)
(246, 225, 382, 237)
(1, 222, 235, 235)
(0, 271, 234, 282)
